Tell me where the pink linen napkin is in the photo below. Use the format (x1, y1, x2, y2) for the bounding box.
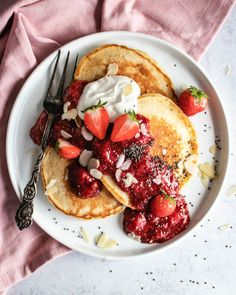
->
(0, 0, 234, 293)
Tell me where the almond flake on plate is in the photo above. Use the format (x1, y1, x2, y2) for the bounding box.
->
(106, 63, 118, 76)
(198, 162, 217, 179)
(96, 232, 108, 248)
(226, 185, 236, 197)
(224, 64, 231, 75)
(79, 149, 93, 167)
(218, 224, 230, 231)
(80, 227, 91, 244)
(209, 144, 217, 154)
(102, 239, 118, 249)
(81, 126, 93, 141)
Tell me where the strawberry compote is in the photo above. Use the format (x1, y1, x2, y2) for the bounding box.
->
(30, 79, 190, 243)
(123, 195, 190, 243)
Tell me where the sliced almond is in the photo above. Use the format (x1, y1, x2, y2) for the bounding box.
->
(184, 154, 198, 175)
(103, 239, 118, 249)
(218, 224, 230, 231)
(96, 232, 108, 248)
(135, 133, 140, 138)
(126, 172, 138, 184)
(79, 149, 93, 167)
(115, 169, 122, 182)
(225, 64, 231, 75)
(209, 144, 217, 154)
(200, 173, 209, 188)
(198, 162, 216, 179)
(45, 179, 58, 190)
(120, 159, 132, 171)
(45, 183, 58, 196)
(62, 108, 77, 121)
(90, 168, 102, 180)
(81, 126, 93, 141)
(80, 227, 91, 244)
(87, 158, 100, 171)
(63, 101, 71, 113)
(106, 63, 118, 76)
(61, 130, 72, 139)
(122, 84, 133, 96)
(226, 185, 236, 196)
(94, 233, 102, 244)
(116, 154, 125, 168)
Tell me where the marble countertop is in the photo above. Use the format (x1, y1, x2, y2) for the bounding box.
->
(7, 5, 236, 295)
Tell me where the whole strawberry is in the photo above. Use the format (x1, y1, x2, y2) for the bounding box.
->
(179, 86, 208, 116)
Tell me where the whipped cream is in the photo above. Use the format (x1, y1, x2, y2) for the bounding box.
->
(77, 75, 140, 122)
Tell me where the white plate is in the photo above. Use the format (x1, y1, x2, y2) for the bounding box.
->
(6, 31, 229, 259)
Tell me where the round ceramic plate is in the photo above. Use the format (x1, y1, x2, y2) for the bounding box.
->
(6, 31, 229, 259)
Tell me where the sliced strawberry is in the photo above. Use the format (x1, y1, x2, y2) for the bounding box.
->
(55, 138, 81, 159)
(83, 100, 109, 140)
(111, 111, 139, 142)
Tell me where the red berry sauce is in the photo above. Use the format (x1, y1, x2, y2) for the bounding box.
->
(68, 164, 102, 198)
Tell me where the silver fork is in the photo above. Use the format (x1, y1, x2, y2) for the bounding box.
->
(15, 50, 70, 230)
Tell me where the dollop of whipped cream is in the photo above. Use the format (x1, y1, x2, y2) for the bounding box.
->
(77, 75, 140, 122)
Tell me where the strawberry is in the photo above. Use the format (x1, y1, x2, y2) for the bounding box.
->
(150, 193, 176, 218)
(56, 138, 81, 159)
(178, 86, 208, 116)
(83, 100, 109, 140)
(111, 111, 139, 142)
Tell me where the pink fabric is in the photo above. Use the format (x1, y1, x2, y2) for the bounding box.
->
(0, 0, 234, 293)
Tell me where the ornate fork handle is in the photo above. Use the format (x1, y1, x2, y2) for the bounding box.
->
(15, 114, 54, 230)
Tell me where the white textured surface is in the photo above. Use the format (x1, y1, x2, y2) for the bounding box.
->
(7, 6, 236, 295)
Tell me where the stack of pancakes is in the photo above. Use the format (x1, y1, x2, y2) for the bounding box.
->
(41, 44, 198, 219)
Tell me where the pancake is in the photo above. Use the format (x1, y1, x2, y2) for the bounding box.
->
(102, 93, 198, 208)
(74, 44, 176, 101)
(41, 147, 124, 219)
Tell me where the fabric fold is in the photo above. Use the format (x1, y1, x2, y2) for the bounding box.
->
(0, 0, 234, 293)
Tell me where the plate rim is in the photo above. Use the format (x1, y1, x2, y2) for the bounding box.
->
(6, 31, 230, 259)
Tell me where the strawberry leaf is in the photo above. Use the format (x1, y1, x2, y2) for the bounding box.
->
(189, 86, 208, 102)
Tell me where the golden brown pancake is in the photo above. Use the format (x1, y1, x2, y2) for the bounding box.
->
(41, 147, 124, 219)
(74, 44, 176, 101)
(102, 93, 198, 208)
